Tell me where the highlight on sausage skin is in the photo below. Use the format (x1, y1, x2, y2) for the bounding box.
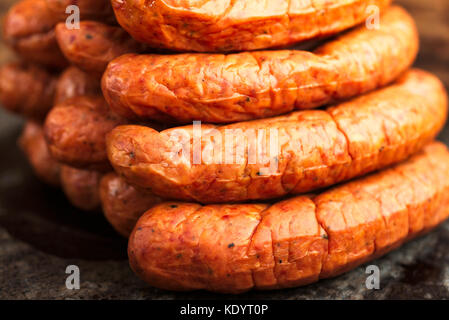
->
(102, 6, 419, 123)
(44, 95, 127, 172)
(128, 142, 449, 293)
(111, 0, 391, 52)
(54, 67, 101, 105)
(100, 172, 163, 238)
(107, 69, 448, 203)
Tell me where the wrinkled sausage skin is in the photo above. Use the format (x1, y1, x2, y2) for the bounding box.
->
(54, 67, 101, 105)
(2, 0, 67, 69)
(45, 96, 127, 171)
(128, 142, 449, 293)
(0, 62, 57, 121)
(107, 70, 448, 203)
(100, 173, 163, 238)
(56, 21, 147, 76)
(102, 6, 418, 123)
(112, 0, 391, 52)
(60, 165, 102, 212)
(19, 122, 61, 186)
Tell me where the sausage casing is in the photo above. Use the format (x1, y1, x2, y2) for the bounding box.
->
(107, 69, 448, 203)
(60, 165, 102, 212)
(128, 142, 449, 293)
(102, 6, 418, 123)
(0, 62, 57, 121)
(54, 67, 101, 105)
(100, 173, 163, 238)
(56, 21, 146, 76)
(2, 0, 67, 69)
(45, 96, 127, 171)
(112, 0, 391, 52)
(19, 122, 60, 186)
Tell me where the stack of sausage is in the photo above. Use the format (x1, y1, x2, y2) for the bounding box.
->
(1, 0, 448, 294)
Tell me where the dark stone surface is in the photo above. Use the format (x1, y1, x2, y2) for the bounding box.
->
(0, 0, 449, 299)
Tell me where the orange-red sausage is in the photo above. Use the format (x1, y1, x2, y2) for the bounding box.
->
(45, 96, 127, 171)
(102, 6, 418, 123)
(54, 67, 101, 105)
(56, 21, 147, 76)
(60, 165, 102, 212)
(100, 172, 163, 238)
(111, 0, 391, 52)
(19, 122, 60, 186)
(2, 0, 67, 69)
(128, 142, 449, 293)
(45, 0, 114, 23)
(107, 69, 448, 203)
(0, 62, 57, 121)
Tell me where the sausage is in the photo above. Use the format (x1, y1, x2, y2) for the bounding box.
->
(0, 62, 57, 121)
(54, 67, 101, 105)
(55, 21, 147, 76)
(2, 0, 68, 69)
(128, 141, 449, 293)
(107, 69, 448, 203)
(60, 165, 102, 212)
(45, 0, 114, 23)
(102, 6, 419, 123)
(44, 96, 127, 171)
(100, 172, 163, 238)
(19, 122, 60, 186)
(111, 0, 391, 52)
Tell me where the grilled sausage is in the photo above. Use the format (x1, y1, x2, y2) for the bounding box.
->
(45, 0, 114, 23)
(100, 172, 163, 238)
(56, 21, 147, 76)
(128, 142, 449, 293)
(44, 96, 127, 171)
(19, 122, 60, 186)
(102, 6, 418, 123)
(60, 165, 102, 212)
(54, 67, 101, 105)
(111, 0, 391, 52)
(107, 69, 448, 203)
(2, 0, 67, 69)
(0, 62, 57, 121)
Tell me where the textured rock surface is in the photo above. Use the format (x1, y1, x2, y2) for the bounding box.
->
(0, 0, 449, 299)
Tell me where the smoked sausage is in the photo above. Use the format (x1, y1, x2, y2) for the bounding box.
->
(54, 67, 101, 105)
(44, 96, 127, 171)
(102, 6, 419, 123)
(111, 0, 391, 52)
(128, 142, 449, 293)
(2, 0, 67, 69)
(55, 21, 147, 76)
(100, 173, 163, 238)
(19, 122, 60, 186)
(0, 62, 57, 121)
(60, 165, 102, 212)
(107, 69, 448, 203)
